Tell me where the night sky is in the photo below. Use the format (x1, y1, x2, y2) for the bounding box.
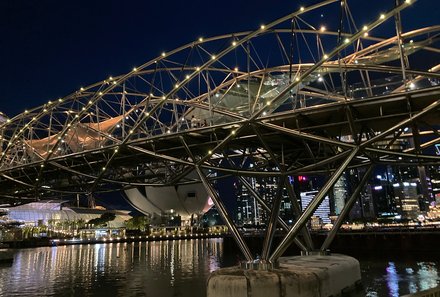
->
(0, 0, 437, 117)
(0, 1, 438, 212)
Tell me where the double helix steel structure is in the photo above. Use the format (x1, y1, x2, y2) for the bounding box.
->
(1, 0, 439, 261)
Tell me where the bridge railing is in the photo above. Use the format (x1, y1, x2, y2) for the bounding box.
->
(402, 286, 440, 297)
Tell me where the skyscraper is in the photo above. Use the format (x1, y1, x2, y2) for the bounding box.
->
(300, 191, 331, 224)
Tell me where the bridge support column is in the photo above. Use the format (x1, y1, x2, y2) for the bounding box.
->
(207, 254, 361, 297)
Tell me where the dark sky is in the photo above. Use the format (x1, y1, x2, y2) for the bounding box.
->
(0, 0, 437, 117)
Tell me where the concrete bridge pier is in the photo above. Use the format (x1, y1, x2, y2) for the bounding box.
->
(207, 254, 361, 297)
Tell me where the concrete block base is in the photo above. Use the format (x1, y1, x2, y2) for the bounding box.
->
(207, 254, 361, 297)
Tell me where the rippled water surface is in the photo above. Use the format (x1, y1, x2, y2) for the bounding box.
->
(0, 239, 439, 296)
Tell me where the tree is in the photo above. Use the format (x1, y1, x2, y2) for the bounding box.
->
(124, 216, 150, 231)
(88, 212, 116, 227)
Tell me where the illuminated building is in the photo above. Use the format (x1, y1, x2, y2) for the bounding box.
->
(124, 180, 213, 226)
(235, 176, 295, 226)
(333, 174, 348, 215)
(392, 181, 420, 219)
(300, 191, 331, 224)
(236, 179, 261, 226)
(6, 201, 132, 228)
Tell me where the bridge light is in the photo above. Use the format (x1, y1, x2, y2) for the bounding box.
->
(41, 164, 44, 167)
(405, 0, 411, 4)
(363, 25, 368, 31)
(295, 77, 300, 82)
(196, 67, 200, 71)
(323, 54, 328, 59)
(211, 55, 216, 60)
(318, 77, 324, 82)
(114, 148, 118, 152)
(58, 98, 63, 102)
(175, 84, 179, 88)
(260, 25, 265, 30)
(80, 87, 84, 91)
(99, 92, 103, 95)
(409, 82, 416, 89)
(262, 111, 267, 116)
(132, 67, 137, 72)
(234, 67, 239, 72)
(102, 167, 106, 171)
(145, 112, 150, 116)
(344, 38, 350, 44)
(198, 37, 203, 42)
(380, 14, 385, 20)
(231, 130, 236, 135)
(232, 41, 237, 46)
(43, 109, 47, 112)
(208, 150, 212, 155)
(185, 75, 190, 79)
(161, 52, 166, 57)
(266, 101, 271, 106)
(300, 6, 305, 12)
(364, 32, 369, 37)
(320, 26, 326, 32)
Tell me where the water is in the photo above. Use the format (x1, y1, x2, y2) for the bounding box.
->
(360, 258, 440, 296)
(0, 239, 439, 297)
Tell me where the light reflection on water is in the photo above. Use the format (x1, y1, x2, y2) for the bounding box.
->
(0, 238, 225, 297)
(361, 259, 440, 297)
(0, 239, 439, 297)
